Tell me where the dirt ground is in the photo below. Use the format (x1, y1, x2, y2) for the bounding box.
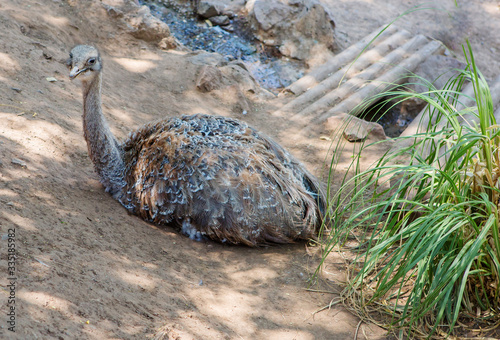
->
(0, 0, 499, 339)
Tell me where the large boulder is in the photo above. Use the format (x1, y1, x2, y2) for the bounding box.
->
(244, 0, 337, 61)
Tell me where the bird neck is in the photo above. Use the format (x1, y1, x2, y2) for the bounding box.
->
(81, 72, 126, 196)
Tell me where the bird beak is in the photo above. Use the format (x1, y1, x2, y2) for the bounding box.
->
(69, 66, 84, 80)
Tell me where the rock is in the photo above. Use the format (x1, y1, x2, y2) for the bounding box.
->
(104, 2, 172, 43)
(196, 65, 224, 92)
(221, 24, 235, 32)
(325, 113, 387, 142)
(220, 61, 259, 94)
(197, 1, 223, 19)
(210, 15, 230, 26)
(124, 6, 171, 42)
(195, 60, 260, 95)
(245, 0, 337, 61)
(250, 0, 289, 31)
(11, 158, 27, 167)
(158, 36, 184, 50)
(43, 52, 53, 60)
(102, 4, 124, 18)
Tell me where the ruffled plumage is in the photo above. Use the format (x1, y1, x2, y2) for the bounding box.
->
(119, 114, 325, 246)
(69, 45, 326, 246)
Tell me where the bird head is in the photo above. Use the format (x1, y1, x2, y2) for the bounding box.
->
(67, 45, 102, 82)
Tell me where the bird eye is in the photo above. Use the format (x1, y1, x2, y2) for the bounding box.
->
(88, 58, 96, 65)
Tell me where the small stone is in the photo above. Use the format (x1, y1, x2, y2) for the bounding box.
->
(197, 1, 222, 19)
(209, 15, 230, 26)
(125, 5, 171, 42)
(343, 130, 366, 142)
(11, 158, 27, 167)
(11, 87, 22, 93)
(196, 65, 224, 92)
(158, 36, 181, 50)
(325, 113, 387, 143)
(46, 77, 57, 82)
(103, 4, 123, 18)
(225, 11, 236, 19)
(6, 202, 14, 206)
(221, 24, 234, 33)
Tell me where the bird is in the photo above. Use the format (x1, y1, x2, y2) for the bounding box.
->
(67, 44, 326, 246)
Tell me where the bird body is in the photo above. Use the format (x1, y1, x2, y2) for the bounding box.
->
(68, 45, 325, 246)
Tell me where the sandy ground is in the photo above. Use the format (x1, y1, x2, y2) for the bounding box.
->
(0, 0, 498, 339)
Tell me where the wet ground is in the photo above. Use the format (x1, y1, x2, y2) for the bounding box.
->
(142, 0, 304, 93)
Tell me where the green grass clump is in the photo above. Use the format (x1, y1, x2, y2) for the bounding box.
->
(319, 41, 500, 338)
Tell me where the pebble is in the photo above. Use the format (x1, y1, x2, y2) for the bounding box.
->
(11, 158, 27, 167)
(221, 24, 234, 32)
(11, 87, 22, 93)
(46, 77, 57, 82)
(209, 15, 230, 26)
